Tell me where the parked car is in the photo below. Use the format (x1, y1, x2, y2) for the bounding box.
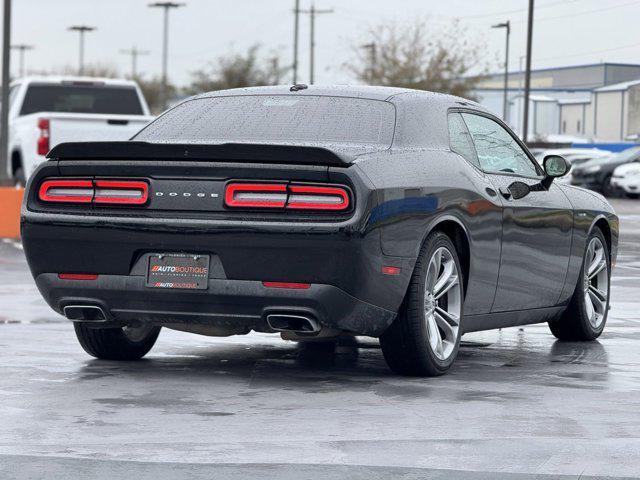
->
(571, 146, 640, 195)
(7, 76, 154, 185)
(534, 148, 610, 167)
(21, 86, 618, 377)
(611, 161, 640, 198)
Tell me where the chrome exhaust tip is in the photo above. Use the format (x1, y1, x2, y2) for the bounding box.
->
(266, 313, 320, 334)
(63, 305, 107, 322)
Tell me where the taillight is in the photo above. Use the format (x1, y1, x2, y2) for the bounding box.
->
(37, 118, 50, 156)
(225, 183, 287, 208)
(38, 178, 149, 206)
(225, 182, 351, 211)
(287, 185, 350, 210)
(93, 180, 149, 205)
(38, 179, 94, 203)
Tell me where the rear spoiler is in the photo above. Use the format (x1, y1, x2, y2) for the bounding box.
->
(47, 141, 354, 167)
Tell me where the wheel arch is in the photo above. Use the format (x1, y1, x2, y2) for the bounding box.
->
(422, 215, 471, 297)
(591, 215, 612, 258)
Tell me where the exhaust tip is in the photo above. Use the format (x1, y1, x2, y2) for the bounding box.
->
(63, 305, 107, 322)
(266, 313, 320, 334)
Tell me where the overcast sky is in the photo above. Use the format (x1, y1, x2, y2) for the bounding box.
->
(4, 0, 640, 86)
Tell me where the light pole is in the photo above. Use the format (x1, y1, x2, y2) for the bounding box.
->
(292, 0, 300, 84)
(120, 46, 150, 78)
(149, 2, 185, 110)
(0, 0, 11, 184)
(492, 21, 510, 123)
(522, 0, 535, 143)
(68, 25, 96, 75)
(11, 44, 34, 78)
(360, 42, 377, 85)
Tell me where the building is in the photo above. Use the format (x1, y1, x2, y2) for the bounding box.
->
(472, 63, 640, 142)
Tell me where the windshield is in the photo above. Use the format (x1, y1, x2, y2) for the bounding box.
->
(134, 95, 396, 148)
(20, 84, 144, 115)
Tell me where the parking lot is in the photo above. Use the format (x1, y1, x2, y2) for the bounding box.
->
(1, 198, 639, 479)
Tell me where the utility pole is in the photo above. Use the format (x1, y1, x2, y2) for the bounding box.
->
(270, 56, 281, 84)
(522, 0, 534, 143)
(0, 0, 11, 184)
(299, 4, 333, 84)
(361, 42, 377, 84)
(491, 21, 510, 122)
(120, 46, 150, 78)
(292, 0, 300, 84)
(11, 44, 34, 78)
(149, 2, 185, 110)
(68, 25, 96, 75)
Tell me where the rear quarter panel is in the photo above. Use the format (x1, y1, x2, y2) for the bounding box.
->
(356, 149, 504, 316)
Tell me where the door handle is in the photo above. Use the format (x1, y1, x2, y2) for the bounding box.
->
(499, 187, 512, 200)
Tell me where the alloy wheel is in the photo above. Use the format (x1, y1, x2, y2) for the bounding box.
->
(583, 237, 609, 329)
(424, 247, 462, 361)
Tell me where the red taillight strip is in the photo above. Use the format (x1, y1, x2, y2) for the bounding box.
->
(38, 180, 94, 203)
(262, 281, 311, 289)
(225, 183, 287, 208)
(93, 180, 149, 205)
(287, 185, 350, 211)
(58, 273, 99, 280)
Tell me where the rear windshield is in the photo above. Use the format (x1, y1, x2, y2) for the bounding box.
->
(134, 95, 396, 147)
(20, 84, 144, 116)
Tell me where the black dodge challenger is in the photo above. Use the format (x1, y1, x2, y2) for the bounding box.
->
(21, 86, 618, 376)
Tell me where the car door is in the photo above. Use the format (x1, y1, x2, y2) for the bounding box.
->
(461, 112, 573, 312)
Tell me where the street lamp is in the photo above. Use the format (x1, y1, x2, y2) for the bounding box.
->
(492, 21, 510, 123)
(148, 2, 185, 110)
(68, 25, 96, 76)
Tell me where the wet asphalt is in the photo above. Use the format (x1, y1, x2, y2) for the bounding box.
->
(1, 198, 639, 479)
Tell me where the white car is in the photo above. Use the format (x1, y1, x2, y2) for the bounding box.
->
(7, 76, 154, 185)
(611, 161, 640, 198)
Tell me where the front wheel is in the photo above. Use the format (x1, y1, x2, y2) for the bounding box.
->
(549, 227, 610, 341)
(74, 323, 161, 360)
(380, 231, 464, 376)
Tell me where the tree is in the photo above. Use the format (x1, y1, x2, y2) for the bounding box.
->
(185, 45, 289, 95)
(348, 19, 488, 99)
(133, 75, 177, 114)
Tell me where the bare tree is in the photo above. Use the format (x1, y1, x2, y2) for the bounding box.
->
(134, 75, 177, 114)
(185, 45, 289, 95)
(348, 19, 488, 99)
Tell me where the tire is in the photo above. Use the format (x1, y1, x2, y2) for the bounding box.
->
(74, 323, 161, 360)
(626, 193, 639, 199)
(13, 168, 25, 188)
(549, 227, 610, 341)
(601, 175, 614, 197)
(380, 231, 464, 376)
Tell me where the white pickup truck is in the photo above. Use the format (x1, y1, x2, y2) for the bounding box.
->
(7, 76, 154, 185)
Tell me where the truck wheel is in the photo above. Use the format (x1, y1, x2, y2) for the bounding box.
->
(13, 168, 25, 187)
(74, 323, 161, 360)
(601, 175, 614, 197)
(626, 193, 639, 199)
(380, 231, 464, 376)
(549, 227, 610, 341)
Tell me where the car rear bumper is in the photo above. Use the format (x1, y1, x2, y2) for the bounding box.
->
(35, 273, 396, 336)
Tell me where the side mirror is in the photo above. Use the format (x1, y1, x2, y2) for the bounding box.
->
(543, 155, 570, 178)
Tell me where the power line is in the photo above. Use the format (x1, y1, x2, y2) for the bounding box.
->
(512, 0, 640, 23)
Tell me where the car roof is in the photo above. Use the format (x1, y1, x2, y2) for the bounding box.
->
(11, 75, 140, 87)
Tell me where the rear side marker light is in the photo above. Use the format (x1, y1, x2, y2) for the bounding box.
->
(225, 183, 287, 208)
(262, 281, 311, 289)
(225, 183, 350, 211)
(382, 266, 401, 275)
(39, 180, 94, 203)
(58, 273, 99, 280)
(93, 180, 148, 205)
(38, 179, 149, 206)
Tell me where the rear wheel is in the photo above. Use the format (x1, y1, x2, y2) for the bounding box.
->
(74, 323, 161, 360)
(380, 231, 464, 376)
(13, 167, 25, 188)
(601, 175, 614, 197)
(549, 227, 610, 341)
(626, 193, 639, 199)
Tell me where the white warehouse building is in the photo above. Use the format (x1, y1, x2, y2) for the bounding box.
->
(472, 63, 640, 142)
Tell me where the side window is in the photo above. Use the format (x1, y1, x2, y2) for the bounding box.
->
(461, 113, 540, 177)
(447, 113, 480, 169)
